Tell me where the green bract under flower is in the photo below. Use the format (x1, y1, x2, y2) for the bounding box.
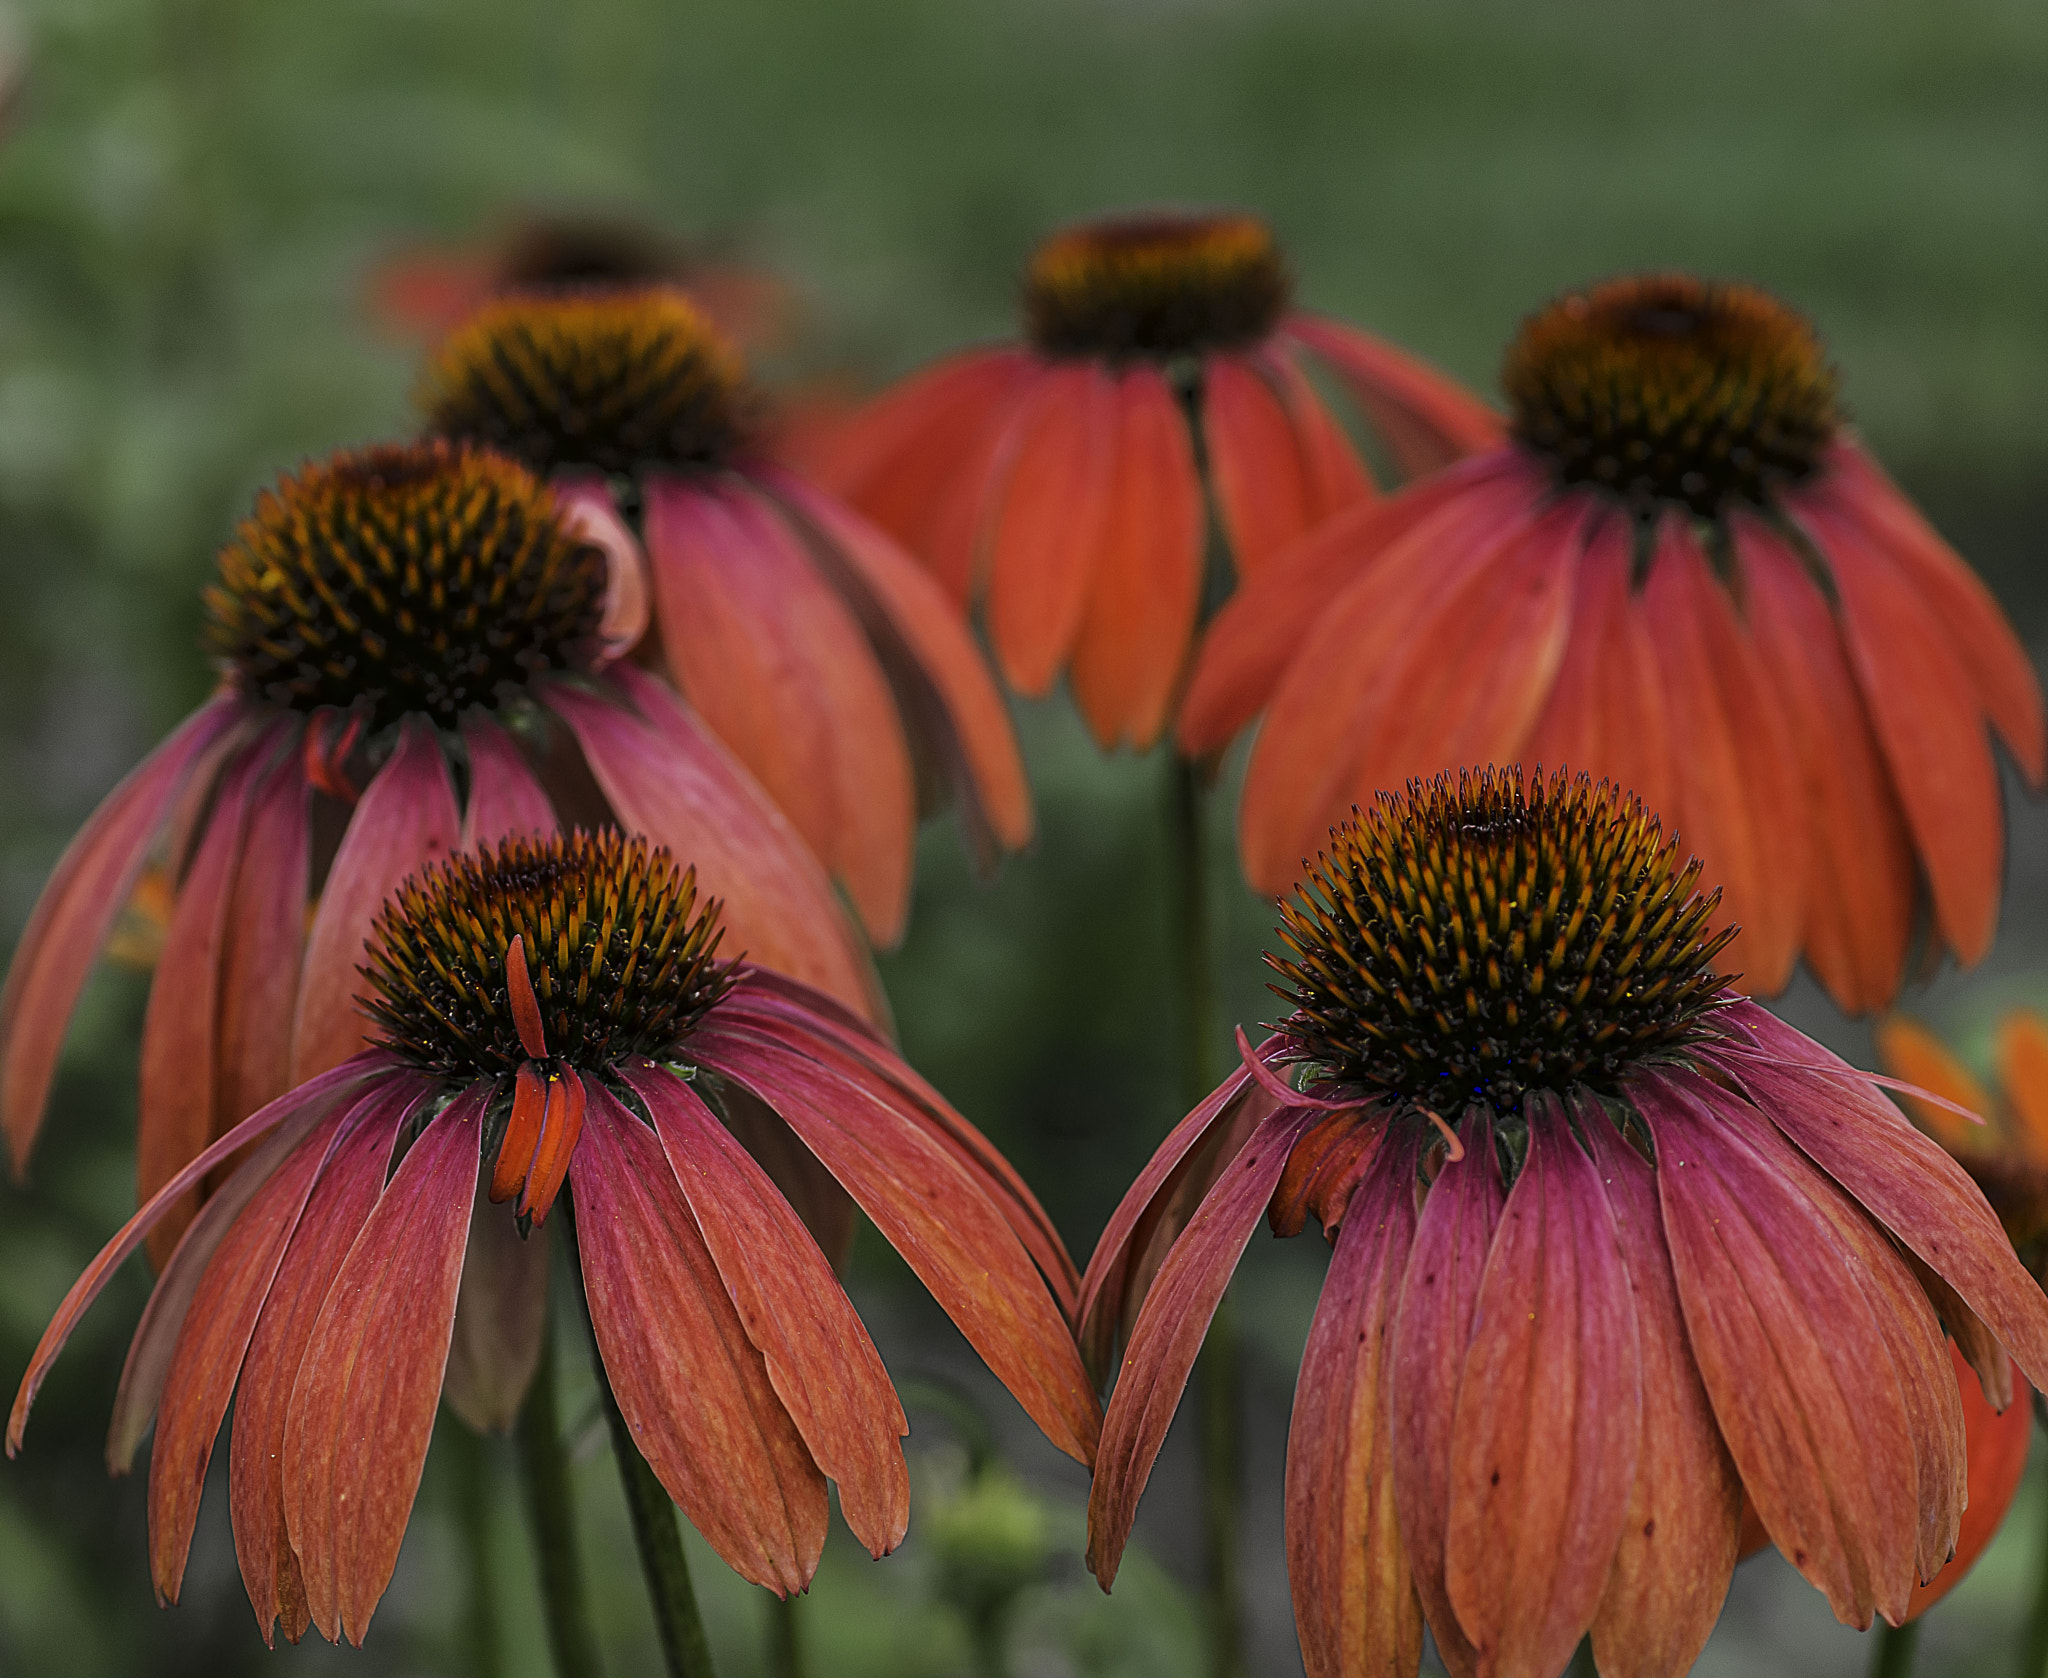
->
(1269, 767, 1735, 1117)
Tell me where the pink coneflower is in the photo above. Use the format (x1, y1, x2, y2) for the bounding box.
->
(416, 286, 1032, 945)
(1181, 273, 2045, 1012)
(1082, 768, 2048, 1678)
(814, 208, 1502, 752)
(0, 440, 878, 1262)
(7, 831, 1099, 1646)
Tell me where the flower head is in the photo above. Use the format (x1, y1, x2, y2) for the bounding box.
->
(7, 833, 1098, 1648)
(1082, 768, 2048, 1678)
(815, 205, 1502, 752)
(0, 440, 879, 1264)
(418, 284, 1032, 945)
(1184, 271, 2045, 1013)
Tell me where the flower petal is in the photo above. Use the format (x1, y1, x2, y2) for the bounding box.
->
(1577, 1100, 1740, 1678)
(571, 1083, 826, 1594)
(1085, 1103, 1321, 1586)
(715, 1077, 857, 1272)
(1, 691, 246, 1175)
(546, 669, 882, 1020)
(1286, 1126, 1424, 1678)
(1999, 1013, 2048, 1159)
(1261, 344, 1376, 520)
(291, 718, 460, 1082)
(1870, 1018, 1991, 1154)
(1906, 1343, 2030, 1620)
(459, 711, 558, 848)
(1636, 1067, 1920, 1627)
(1444, 1101, 1641, 1678)
(283, 1088, 483, 1643)
(1390, 1112, 1505, 1678)
(552, 471, 649, 661)
(691, 1019, 1101, 1467)
(1206, 351, 1326, 578)
(442, 1190, 550, 1436)
(624, 1061, 910, 1557)
(1283, 314, 1507, 479)
(985, 361, 1121, 694)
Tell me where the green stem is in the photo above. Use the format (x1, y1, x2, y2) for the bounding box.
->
(448, 1422, 505, 1678)
(1871, 1618, 1921, 1678)
(2021, 1458, 2048, 1678)
(767, 1592, 805, 1678)
(515, 1328, 604, 1678)
(562, 1201, 718, 1678)
(1168, 752, 1242, 1678)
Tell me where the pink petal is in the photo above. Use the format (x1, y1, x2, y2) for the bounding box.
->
(552, 471, 650, 661)
(441, 1189, 550, 1435)
(1390, 1112, 1506, 1678)
(690, 1020, 1101, 1467)
(459, 711, 558, 848)
(1085, 1103, 1321, 1586)
(623, 1060, 909, 1556)
(1286, 1126, 1424, 1678)
(1, 690, 246, 1174)
(570, 1082, 826, 1595)
(291, 718, 460, 1082)
(1443, 1101, 1641, 1678)
(283, 1086, 483, 1643)
(545, 669, 882, 1021)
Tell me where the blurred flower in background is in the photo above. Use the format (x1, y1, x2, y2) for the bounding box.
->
(1183, 273, 2044, 1013)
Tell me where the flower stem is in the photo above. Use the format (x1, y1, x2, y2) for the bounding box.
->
(767, 1592, 805, 1678)
(515, 1327, 604, 1678)
(1870, 1619, 1921, 1678)
(448, 1421, 505, 1678)
(1168, 750, 1243, 1678)
(561, 1198, 718, 1678)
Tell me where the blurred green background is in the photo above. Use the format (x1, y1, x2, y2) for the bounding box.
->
(0, 0, 2044, 1673)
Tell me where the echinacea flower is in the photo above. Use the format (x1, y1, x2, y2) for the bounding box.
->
(1081, 767, 2048, 1678)
(7, 831, 1100, 1646)
(0, 439, 878, 1263)
(416, 285, 1031, 945)
(814, 208, 1502, 752)
(1182, 274, 2045, 1011)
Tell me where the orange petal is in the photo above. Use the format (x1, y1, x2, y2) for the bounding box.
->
(516, 1063, 585, 1227)
(1284, 313, 1507, 479)
(1205, 352, 1321, 577)
(1905, 1343, 2031, 1620)
(1873, 1017, 1991, 1154)
(490, 1061, 549, 1204)
(1998, 1013, 2048, 1160)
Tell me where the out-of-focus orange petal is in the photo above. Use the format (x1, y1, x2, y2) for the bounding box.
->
(1874, 1016, 1992, 1154)
(1996, 1012, 2048, 1161)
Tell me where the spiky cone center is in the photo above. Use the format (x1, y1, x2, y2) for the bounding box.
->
(1269, 768, 1736, 1123)
(362, 830, 734, 1085)
(418, 285, 752, 479)
(1503, 273, 1840, 521)
(1022, 209, 1290, 361)
(203, 440, 606, 735)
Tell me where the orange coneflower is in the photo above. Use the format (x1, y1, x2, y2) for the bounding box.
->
(7, 832, 1099, 1647)
(814, 207, 1502, 752)
(1183, 273, 2045, 1012)
(0, 439, 879, 1263)
(416, 286, 1032, 946)
(1081, 769, 2048, 1678)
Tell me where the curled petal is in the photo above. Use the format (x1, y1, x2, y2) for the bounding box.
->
(553, 471, 649, 661)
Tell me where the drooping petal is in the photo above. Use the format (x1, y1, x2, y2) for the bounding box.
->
(1390, 1112, 1505, 1678)
(645, 473, 916, 943)
(291, 718, 460, 1081)
(1205, 352, 1326, 578)
(1444, 1101, 1641, 1678)
(984, 361, 1121, 694)
(570, 1083, 826, 1595)
(6, 1053, 390, 1455)
(1808, 498, 2006, 965)
(1707, 1001, 2048, 1396)
(691, 1019, 1101, 1467)
(624, 1061, 910, 1556)
(442, 1189, 550, 1436)
(545, 670, 881, 1020)
(1637, 517, 1808, 993)
(1283, 314, 1507, 479)
(216, 742, 312, 1163)
(283, 1088, 483, 1644)
(1735, 518, 1915, 1013)
(1799, 442, 2044, 780)
(1260, 345, 1376, 521)
(761, 466, 1034, 860)
(137, 738, 267, 1265)
(717, 1077, 857, 1272)
(459, 711, 558, 848)
(1085, 1103, 1321, 1586)
(552, 471, 649, 661)
(1067, 365, 1204, 751)
(1577, 1100, 1741, 1678)
(1872, 1017, 1991, 1154)
(1, 690, 247, 1174)
(1635, 1068, 1920, 1627)
(1178, 453, 1533, 761)
(1905, 1343, 2031, 1620)
(1286, 1126, 1424, 1678)
(228, 1079, 421, 1645)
